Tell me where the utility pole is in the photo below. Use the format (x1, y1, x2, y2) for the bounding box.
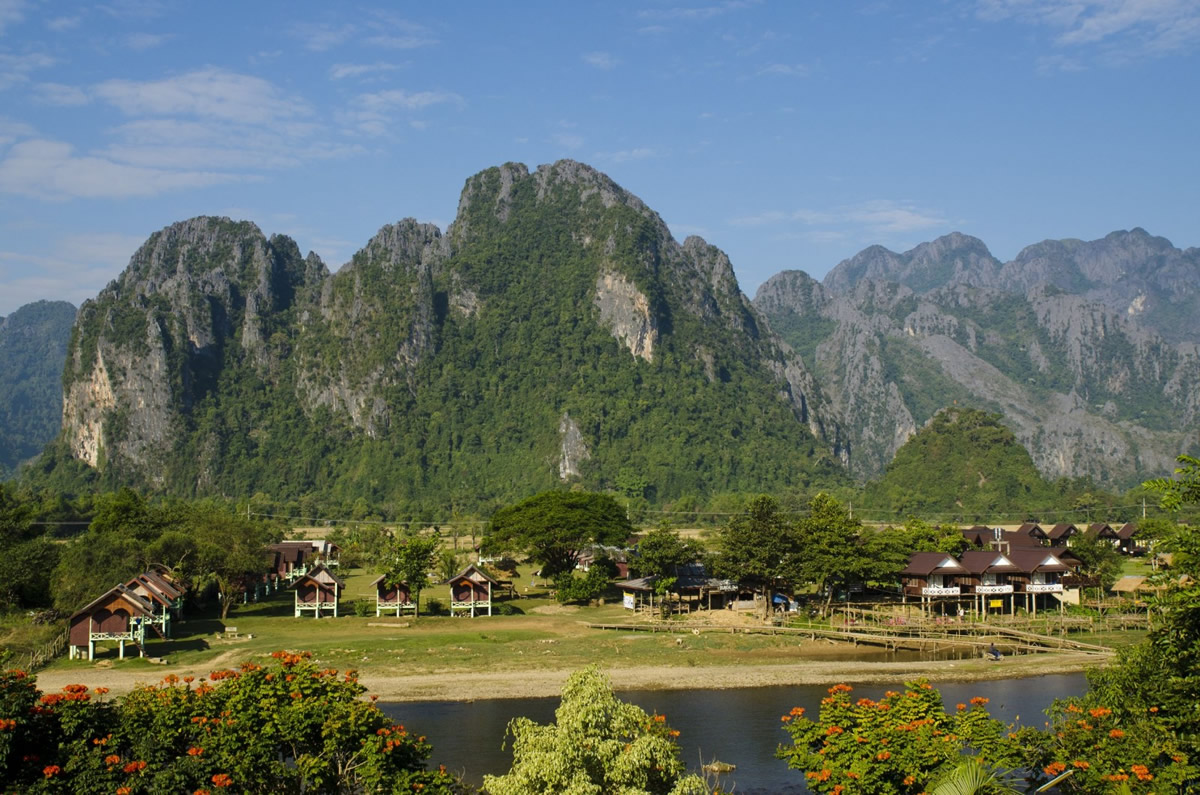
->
(1142, 497, 1146, 519)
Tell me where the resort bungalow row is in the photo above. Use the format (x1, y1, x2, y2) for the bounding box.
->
(901, 549, 1073, 616)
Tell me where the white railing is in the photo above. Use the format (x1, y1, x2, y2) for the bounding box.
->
(976, 584, 1013, 594)
(921, 586, 960, 596)
(1026, 583, 1062, 593)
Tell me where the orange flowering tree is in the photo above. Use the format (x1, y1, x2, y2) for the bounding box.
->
(777, 680, 1019, 794)
(1007, 697, 1198, 793)
(0, 651, 464, 793)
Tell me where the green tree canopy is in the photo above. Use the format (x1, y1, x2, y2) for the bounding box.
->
(486, 491, 633, 577)
(382, 534, 440, 618)
(710, 495, 798, 618)
(482, 665, 706, 795)
(631, 527, 699, 579)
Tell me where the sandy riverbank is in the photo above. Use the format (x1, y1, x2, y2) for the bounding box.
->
(34, 650, 1103, 702)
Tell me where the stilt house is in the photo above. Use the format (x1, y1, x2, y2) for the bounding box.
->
(448, 564, 500, 617)
(372, 575, 416, 617)
(289, 563, 344, 617)
(68, 585, 157, 661)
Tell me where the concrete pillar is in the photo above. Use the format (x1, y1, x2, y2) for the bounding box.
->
(88, 640, 94, 661)
(119, 640, 125, 659)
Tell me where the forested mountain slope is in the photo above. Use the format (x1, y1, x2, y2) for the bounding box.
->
(36, 161, 847, 509)
(0, 300, 76, 478)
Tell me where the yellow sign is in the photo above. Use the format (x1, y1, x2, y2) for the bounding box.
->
(989, 599, 1003, 608)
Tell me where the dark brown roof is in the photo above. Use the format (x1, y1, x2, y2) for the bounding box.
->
(1006, 549, 1071, 573)
(1087, 523, 1118, 538)
(288, 562, 345, 589)
(449, 564, 501, 586)
(958, 550, 1020, 574)
(1117, 523, 1139, 540)
(140, 569, 184, 599)
(69, 584, 157, 621)
(901, 552, 967, 577)
(1047, 523, 1078, 540)
(1016, 522, 1047, 537)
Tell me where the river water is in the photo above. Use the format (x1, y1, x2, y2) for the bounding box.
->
(382, 672, 1087, 793)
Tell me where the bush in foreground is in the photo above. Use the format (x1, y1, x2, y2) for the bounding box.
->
(0, 651, 463, 794)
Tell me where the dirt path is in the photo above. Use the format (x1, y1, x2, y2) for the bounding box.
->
(35, 651, 1102, 702)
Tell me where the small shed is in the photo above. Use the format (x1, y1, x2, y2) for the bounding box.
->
(68, 585, 156, 661)
(1086, 523, 1120, 545)
(289, 563, 345, 618)
(448, 564, 501, 617)
(1116, 523, 1140, 555)
(371, 575, 416, 617)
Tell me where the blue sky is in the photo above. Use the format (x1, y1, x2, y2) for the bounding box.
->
(1, 0, 1198, 315)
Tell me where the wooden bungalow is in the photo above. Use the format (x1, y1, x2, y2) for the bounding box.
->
(578, 544, 631, 579)
(122, 572, 182, 638)
(270, 541, 313, 582)
(900, 552, 968, 613)
(1116, 523, 1141, 554)
(1046, 523, 1079, 547)
(371, 575, 416, 617)
(1007, 549, 1072, 614)
(618, 563, 738, 613)
(448, 564, 501, 617)
(288, 563, 344, 618)
(1086, 523, 1120, 546)
(958, 550, 1020, 615)
(68, 585, 157, 660)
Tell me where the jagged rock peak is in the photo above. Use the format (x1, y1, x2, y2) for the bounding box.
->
(823, 232, 999, 294)
(350, 218, 448, 273)
(753, 270, 826, 316)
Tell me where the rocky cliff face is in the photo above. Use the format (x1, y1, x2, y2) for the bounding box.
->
(61, 217, 318, 478)
(756, 229, 1200, 488)
(50, 162, 847, 503)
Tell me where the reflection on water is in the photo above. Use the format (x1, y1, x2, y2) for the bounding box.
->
(382, 673, 1086, 793)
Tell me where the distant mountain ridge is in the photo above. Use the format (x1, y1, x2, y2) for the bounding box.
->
(0, 300, 76, 478)
(757, 228, 1200, 489)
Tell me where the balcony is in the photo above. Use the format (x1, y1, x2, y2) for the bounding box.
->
(921, 586, 960, 596)
(975, 584, 1013, 595)
(1025, 582, 1062, 593)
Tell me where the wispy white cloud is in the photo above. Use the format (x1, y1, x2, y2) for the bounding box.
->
(124, 31, 173, 50)
(638, 1, 759, 22)
(757, 63, 809, 76)
(594, 147, 659, 163)
(33, 82, 91, 105)
(551, 132, 584, 150)
(46, 15, 82, 32)
(94, 67, 310, 124)
(287, 21, 355, 52)
(1036, 53, 1086, 71)
(0, 52, 54, 90)
(329, 62, 402, 80)
(979, 0, 1200, 54)
(341, 88, 463, 136)
(0, 233, 145, 314)
(365, 33, 438, 49)
(0, 138, 244, 199)
(0, 116, 34, 146)
(0, 0, 26, 36)
(731, 199, 947, 236)
(582, 51, 619, 69)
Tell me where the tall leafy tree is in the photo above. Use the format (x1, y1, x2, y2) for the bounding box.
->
(795, 493, 869, 616)
(187, 503, 278, 620)
(711, 495, 797, 619)
(632, 526, 698, 579)
(486, 491, 633, 577)
(382, 534, 440, 619)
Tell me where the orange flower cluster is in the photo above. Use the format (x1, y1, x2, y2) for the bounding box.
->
(239, 662, 262, 672)
(208, 669, 239, 681)
(92, 734, 111, 746)
(123, 760, 147, 774)
(116, 787, 132, 795)
(1131, 764, 1153, 781)
(39, 690, 90, 705)
(805, 768, 833, 782)
(824, 725, 844, 736)
(94, 687, 109, 695)
(104, 754, 121, 766)
(42, 765, 61, 778)
(903, 775, 916, 786)
(1044, 761, 1067, 776)
(956, 703, 967, 711)
(211, 772, 233, 788)
(270, 650, 312, 667)
(1108, 729, 1125, 739)
(1071, 760, 1090, 769)
(876, 751, 892, 761)
(194, 790, 211, 795)
(188, 747, 204, 756)
(0, 718, 16, 730)
(969, 696, 989, 706)
(1089, 707, 1111, 718)
(827, 684, 853, 694)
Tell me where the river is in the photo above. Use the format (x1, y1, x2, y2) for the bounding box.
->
(382, 672, 1087, 793)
